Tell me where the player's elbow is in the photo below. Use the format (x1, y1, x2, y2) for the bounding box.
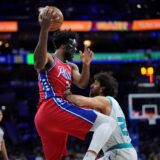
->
(73, 77, 88, 89)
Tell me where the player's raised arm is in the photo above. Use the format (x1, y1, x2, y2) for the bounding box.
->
(34, 7, 56, 71)
(70, 45, 94, 89)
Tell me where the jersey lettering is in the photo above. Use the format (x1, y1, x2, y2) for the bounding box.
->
(57, 66, 71, 80)
(117, 117, 129, 136)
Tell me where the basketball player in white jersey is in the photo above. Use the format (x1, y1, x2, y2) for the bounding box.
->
(0, 109, 8, 160)
(65, 72, 138, 160)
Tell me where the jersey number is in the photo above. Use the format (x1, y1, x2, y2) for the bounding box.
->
(117, 117, 129, 136)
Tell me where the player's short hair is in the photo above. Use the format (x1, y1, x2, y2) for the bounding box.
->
(52, 30, 79, 49)
(94, 72, 118, 97)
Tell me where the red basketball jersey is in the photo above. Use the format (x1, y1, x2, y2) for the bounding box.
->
(38, 55, 72, 103)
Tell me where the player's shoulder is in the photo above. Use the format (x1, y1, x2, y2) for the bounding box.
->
(106, 96, 118, 104)
(95, 96, 112, 115)
(96, 96, 108, 101)
(47, 53, 54, 59)
(95, 96, 111, 107)
(67, 62, 78, 69)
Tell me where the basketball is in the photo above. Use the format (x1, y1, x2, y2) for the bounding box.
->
(39, 6, 64, 31)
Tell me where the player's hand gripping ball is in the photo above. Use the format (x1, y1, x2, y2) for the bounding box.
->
(39, 6, 64, 31)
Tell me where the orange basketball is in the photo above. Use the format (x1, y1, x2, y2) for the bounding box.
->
(39, 6, 64, 31)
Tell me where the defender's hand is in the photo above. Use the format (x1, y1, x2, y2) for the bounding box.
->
(79, 45, 94, 65)
(64, 89, 72, 98)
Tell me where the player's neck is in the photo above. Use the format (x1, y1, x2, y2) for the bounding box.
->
(55, 49, 65, 62)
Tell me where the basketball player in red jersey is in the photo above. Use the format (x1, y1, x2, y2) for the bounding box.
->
(34, 7, 116, 160)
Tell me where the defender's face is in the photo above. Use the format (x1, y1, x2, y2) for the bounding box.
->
(89, 80, 101, 97)
(65, 39, 77, 61)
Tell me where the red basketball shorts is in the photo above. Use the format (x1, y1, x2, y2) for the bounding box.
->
(34, 97, 97, 160)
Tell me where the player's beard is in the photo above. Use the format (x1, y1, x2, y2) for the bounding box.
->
(89, 86, 101, 97)
(89, 90, 99, 97)
(65, 40, 77, 62)
(64, 52, 74, 62)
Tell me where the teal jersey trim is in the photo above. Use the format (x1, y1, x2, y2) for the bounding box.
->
(106, 96, 112, 105)
(106, 96, 129, 137)
(107, 143, 133, 152)
(117, 117, 129, 136)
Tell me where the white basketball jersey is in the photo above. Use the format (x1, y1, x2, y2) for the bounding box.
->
(0, 127, 4, 151)
(102, 96, 131, 152)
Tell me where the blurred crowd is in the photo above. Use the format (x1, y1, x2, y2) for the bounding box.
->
(0, 70, 159, 160)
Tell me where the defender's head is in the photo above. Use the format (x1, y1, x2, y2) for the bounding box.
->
(89, 72, 118, 98)
(52, 30, 78, 61)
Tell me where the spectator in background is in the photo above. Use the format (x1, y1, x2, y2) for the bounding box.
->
(35, 152, 44, 160)
(0, 109, 8, 160)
